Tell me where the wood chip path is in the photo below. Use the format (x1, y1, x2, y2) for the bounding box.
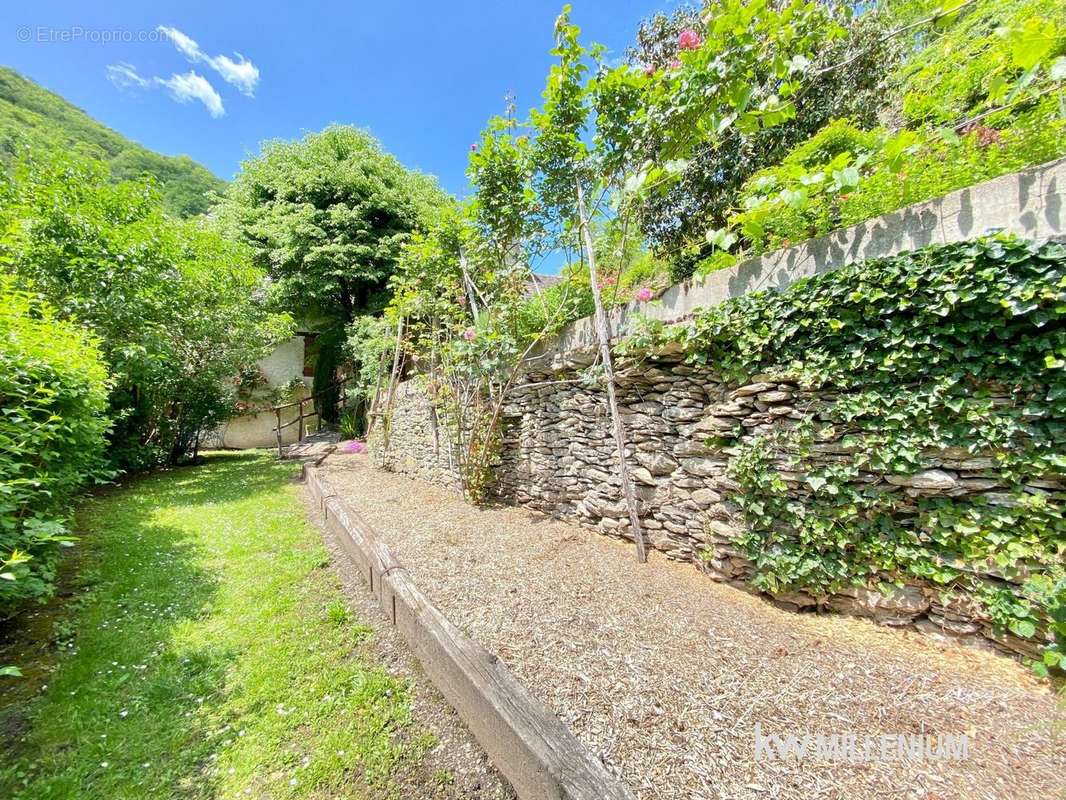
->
(319, 452, 1065, 800)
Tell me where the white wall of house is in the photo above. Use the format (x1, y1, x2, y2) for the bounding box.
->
(214, 335, 315, 449)
(259, 336, 308, 387)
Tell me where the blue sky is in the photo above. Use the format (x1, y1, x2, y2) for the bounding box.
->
(2, 0, 675, 199)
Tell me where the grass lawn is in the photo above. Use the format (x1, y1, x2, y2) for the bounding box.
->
(0, 452, 434, 799)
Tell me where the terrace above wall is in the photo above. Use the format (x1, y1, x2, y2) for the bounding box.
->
(546, 155, 1065, 355)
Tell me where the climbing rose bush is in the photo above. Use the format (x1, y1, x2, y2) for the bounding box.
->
(677, 29, 701, 50)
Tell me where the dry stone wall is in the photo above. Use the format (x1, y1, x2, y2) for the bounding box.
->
(378, 348, 1052, 660)
(374, 379, 460, 489)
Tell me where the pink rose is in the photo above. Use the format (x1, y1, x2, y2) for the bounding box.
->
(644, 63, 656, 76)
(470, 143, 478, 152)
(678, 30, 701, 50)
(635, 286, 654, 303)
(463, 327, 476, 341)
(669, 58, 683, 71)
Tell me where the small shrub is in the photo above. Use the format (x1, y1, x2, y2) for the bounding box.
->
(731, 100, 1066, 254)
(0, 279, 111, 614)
(514, 274, 594, 337)
(339, 409, 360, 440)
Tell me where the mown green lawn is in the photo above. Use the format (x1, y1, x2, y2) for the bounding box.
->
(0, 452, 432, 799)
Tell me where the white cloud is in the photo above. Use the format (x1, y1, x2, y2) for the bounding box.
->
(106, 62, 149, 89)
(157, 25, 259, 97)
(156, 71, 225, 118)
(107, 63, 225, 118)
(207, 53, 259, 97)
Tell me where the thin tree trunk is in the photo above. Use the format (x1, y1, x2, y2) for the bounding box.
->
(365, 348, 389, 438)
(575, 182, 647, 563)
(380, 316, 406, 456)
(459, 248, 482, 323)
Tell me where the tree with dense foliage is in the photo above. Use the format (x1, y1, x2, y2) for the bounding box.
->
(220, 125, 449, 324)
(220, 125, 450, 423)
(0, 67, 225, 218)
(0, 149, 290, 469)
(0, 278, 111, 615)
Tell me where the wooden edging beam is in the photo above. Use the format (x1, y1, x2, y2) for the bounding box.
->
(303, 464, 636, 800)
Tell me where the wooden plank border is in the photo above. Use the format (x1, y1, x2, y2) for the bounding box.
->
(303, 464, 636, 800)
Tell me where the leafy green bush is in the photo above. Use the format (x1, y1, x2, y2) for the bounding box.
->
(643, 0, 1066, 276)
(0, 279, 110, 614)
(728, 102, 1066, 257)
(1, 148, 290, 468)
(629, 236, 1066, 666)
(892, 0, 1066, 126)
(339, 408, 360, 440)
(629, 1, 900, 256)
(515, 274, 594, 337)
(345, 314, 394, 415)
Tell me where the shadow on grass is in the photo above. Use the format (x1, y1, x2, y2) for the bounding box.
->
(0, 452, 301, 799)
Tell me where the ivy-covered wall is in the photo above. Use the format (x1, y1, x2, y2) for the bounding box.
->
(378, 235, 1066, 670)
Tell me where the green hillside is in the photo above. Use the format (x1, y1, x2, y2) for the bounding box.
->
(0, 66, 225, 217)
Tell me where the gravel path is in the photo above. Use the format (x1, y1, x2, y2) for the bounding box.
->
(320, 453, 1065, 800)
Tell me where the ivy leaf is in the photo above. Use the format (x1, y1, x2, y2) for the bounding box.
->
(1009, 619, 1037, 639)
(705, 227, 738, 251)
(832, 166, 860, 191)
(780, 187, 809, 210)
(883, 130, 920, 173)
(934, 0, 968, 27)
(1005, 17, 1057, 71)
(623, 171, 648, 194)
(934, 127, 961, 146)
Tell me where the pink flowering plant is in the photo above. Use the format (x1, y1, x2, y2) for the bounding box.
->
(677, 29, 701, 50)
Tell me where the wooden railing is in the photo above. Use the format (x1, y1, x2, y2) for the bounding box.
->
(272, 376, 353, 456)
